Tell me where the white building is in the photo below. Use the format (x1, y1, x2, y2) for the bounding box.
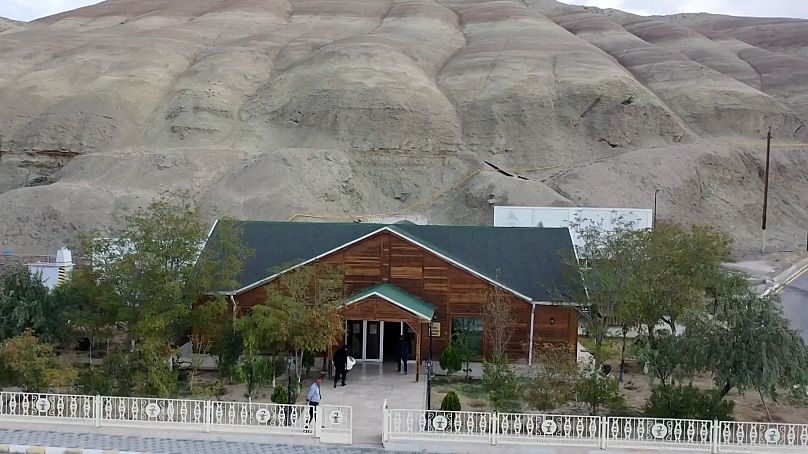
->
(493, 206, 653, 252)
(27, 247, 74, 290)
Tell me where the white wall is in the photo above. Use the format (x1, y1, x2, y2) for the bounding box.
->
(493, 206, 653, 251)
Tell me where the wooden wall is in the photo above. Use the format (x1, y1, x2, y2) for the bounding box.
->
(234, 231, 577, 361)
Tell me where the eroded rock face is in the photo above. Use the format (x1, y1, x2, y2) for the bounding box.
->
(0, 0, 807, 255)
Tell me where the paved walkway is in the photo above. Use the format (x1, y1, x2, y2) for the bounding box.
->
(324, 361, 426, 445)
(0, 426, 397, 454)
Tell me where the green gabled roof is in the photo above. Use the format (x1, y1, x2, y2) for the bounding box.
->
(347, 283, 435, 320)
(203, 220, 579, 301)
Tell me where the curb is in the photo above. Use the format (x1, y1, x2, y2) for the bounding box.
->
(0, 446, 150, 454)
(764, 255, 808, 296)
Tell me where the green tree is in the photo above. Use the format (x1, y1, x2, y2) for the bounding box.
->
(628, 224, 731, 344)
(258, 264, 346, 398)
(0, 265, 64, 343)
(482, 355, 520, 411)
(560, 216, 643, 369)
(83, 196, 250, 397)
(233, 304, 285, 397)
(636, 331, 700, 387)
(440, 342, 461, 377)
(56, 268, 120, 361)
(681, 280, 808, 418)
(0, 330, 77, 392)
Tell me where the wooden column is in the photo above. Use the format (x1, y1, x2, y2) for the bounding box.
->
(415, 326, 421, 382)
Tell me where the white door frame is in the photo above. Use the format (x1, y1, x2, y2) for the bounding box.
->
(356, 320, 384, 363)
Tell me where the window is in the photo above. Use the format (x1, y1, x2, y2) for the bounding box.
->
(451, 317, 483, 359)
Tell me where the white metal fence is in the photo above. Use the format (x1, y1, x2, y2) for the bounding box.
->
(382, 403, 808, 452)
(0, 391, 352, 444)
(605, 417, 714, 450)
(719, 421, 808, 453)
(0, 392, 96, 426)
(100, 396, 207, 429)
(498, 413, 601, 446)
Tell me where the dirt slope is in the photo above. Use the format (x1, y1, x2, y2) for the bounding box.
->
(0, 0, 806, 255)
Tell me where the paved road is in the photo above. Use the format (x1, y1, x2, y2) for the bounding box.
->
(0, 428, 400, 454)
(780, 267, 808, 342)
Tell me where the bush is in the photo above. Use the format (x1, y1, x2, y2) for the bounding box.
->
(482, 356, 520, 411)
(271, 385, 289, 404)
(76, 366, 115, 395)
(440, 391, 462, 411)
(440, 343, 462, 377)
(0, 330, 77, 392)
(574, 367, 625, 415)
(645, 385, 734, 420)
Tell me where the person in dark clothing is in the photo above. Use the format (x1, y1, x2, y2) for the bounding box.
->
(397, 335, 411, 374)
(333, 345, 348, 387)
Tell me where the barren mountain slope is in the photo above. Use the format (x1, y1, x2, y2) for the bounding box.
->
(0, 0, 806, 255)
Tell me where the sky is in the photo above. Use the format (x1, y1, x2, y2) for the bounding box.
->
(1, 0, 807, 22)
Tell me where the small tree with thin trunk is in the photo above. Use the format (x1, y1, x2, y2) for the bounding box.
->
(481, 279, 516, 359)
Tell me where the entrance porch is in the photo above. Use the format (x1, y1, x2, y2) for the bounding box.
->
(337, 284, 435, 382)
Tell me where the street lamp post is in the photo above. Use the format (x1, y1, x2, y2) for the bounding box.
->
(653, 187, 661, 228)
(427, 315, 435, 410)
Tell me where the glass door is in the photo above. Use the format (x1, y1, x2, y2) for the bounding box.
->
(346, 320, 363, 360)
(365, 321, 381, 361)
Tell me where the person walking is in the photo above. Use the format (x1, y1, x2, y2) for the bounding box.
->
(306, 373, 323, 424)
(397, 335, 410, 374)
(333, 345, 348, 387)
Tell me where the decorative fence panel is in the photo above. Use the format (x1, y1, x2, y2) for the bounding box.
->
(605, 417, 714, 451)
(496, 413, 601, 447)
(718, 421, 808, 453)
(319, 404, 353, 444)
(0, 392, 96, 426)
(99, 396, 207, 429)
(386, 408, 493, 443)
(209, 401, 312, 435)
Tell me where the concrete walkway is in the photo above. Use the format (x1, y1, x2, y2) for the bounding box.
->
(324, 362, 426, 445)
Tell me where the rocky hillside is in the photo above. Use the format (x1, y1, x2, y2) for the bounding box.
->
(0, 0, 806, 255)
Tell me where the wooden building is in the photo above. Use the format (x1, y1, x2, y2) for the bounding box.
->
(201, 221, 580, 381)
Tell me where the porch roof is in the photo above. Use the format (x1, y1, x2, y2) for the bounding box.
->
(346, 283, 435, 321)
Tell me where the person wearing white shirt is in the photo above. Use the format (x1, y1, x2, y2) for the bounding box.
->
(306, 374, 323, 424)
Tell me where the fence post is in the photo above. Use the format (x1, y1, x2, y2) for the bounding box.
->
(490, 412, 498, 446)
(382, 399, 389, 444)
(205, 400, 212, 433)
(712, 420, 719, 453)
(600, 416, 607, 449)
(94, 395, 101, 428)
(315, 405, 323, 439)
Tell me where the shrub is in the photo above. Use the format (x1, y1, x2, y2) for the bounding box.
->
(574, 367, 625, 415)
(482, 356, 520, 411)
(645, 385, 734, 420)
(527, 342, 577, 411)
(0, 330, 77, 392)
(440, 343, 462, 377)
(271, 385, 289, 404)
(440, 391, 462, 412)
(76, 366, 115, 395)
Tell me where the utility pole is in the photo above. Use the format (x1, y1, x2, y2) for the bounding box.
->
(653, 187, 661, 228)
(761, 127, 772, 253)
